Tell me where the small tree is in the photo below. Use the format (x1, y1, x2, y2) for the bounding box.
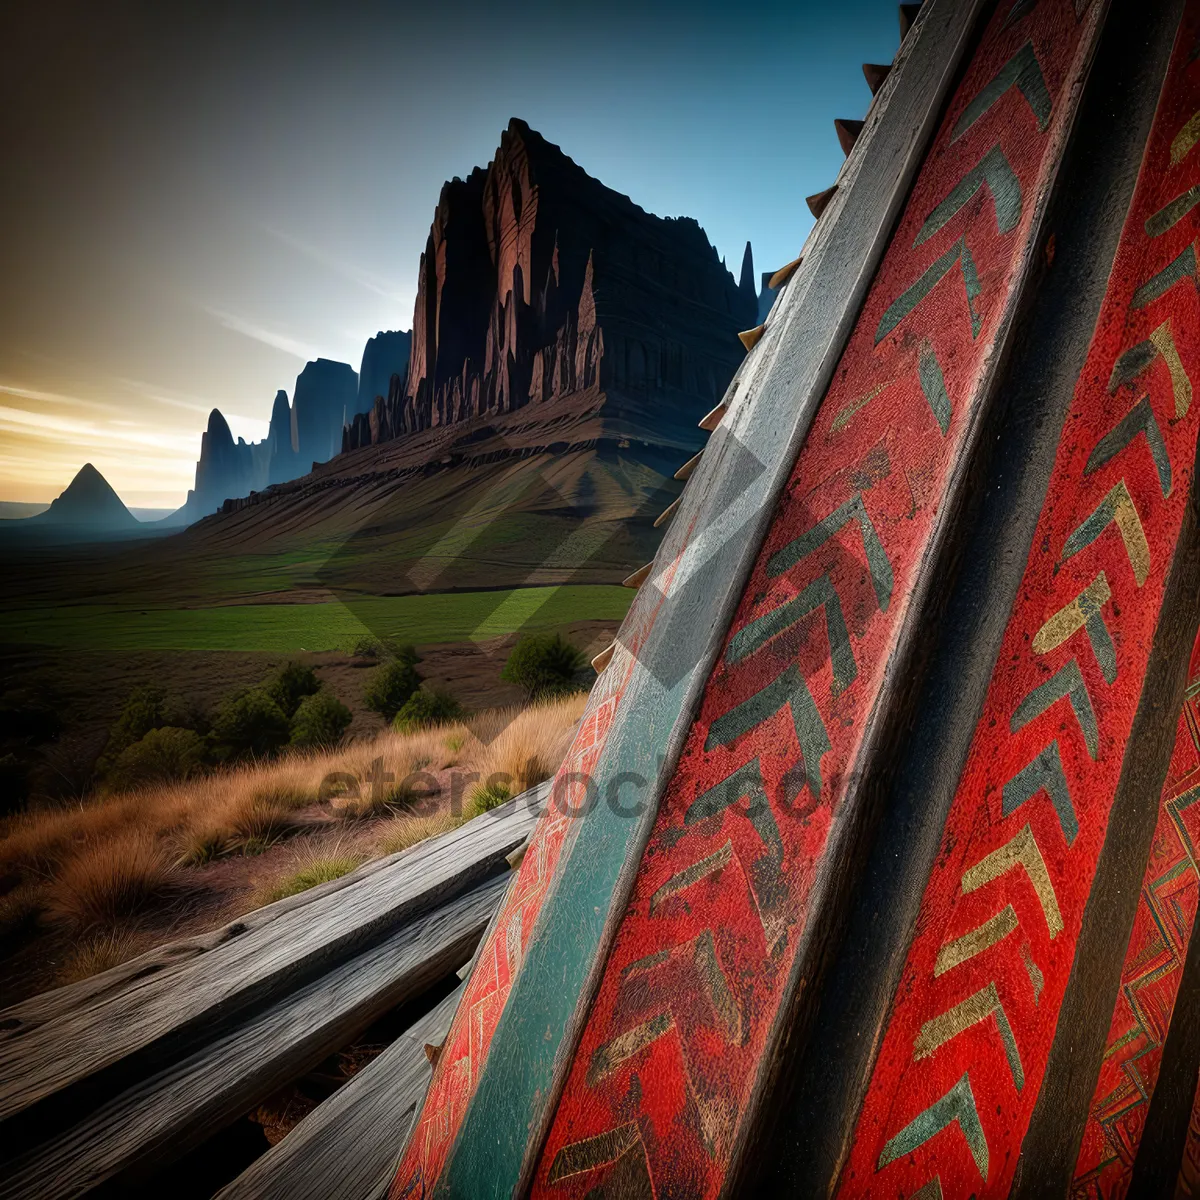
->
(267, 662, 322, 718)
(364, 659, 422, 722)
(501, 633, 588, 700)
(210, 690, 291, 760)
(290, 692, 353, 748)
(107, 727, 207, 791)
(99, 686, 168, 770)
(392, 689, 464, 733)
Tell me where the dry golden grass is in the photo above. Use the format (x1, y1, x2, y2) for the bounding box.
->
(375, 809, 463, 856)
(0, 692, 587, 984)
(48, 831, 176, 928)
(464, 695, 586, 817)
(59, 928, 143, 984)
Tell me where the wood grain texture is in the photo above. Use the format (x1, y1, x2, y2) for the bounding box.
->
(0, 788, 539, 1135)
(0, 879, 501, 1200)
(214, 988, 463, 1200)
(393, 2, 993, 1196)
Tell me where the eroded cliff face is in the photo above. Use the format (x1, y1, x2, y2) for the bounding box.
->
(344, 118, 754, 453)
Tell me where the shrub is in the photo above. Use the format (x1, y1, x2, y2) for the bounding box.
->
(267, 662, 322, 718)
(500, 634, 588, 700)
(106, 727, 207, 792)
(100, 686, 168, 767)
(351, 636, 382, 658)
(364, 660, 422, 722)
(392, 689, 464, 733)
(210, 690, 291, 761)
(290, 692, 353, 748)
(465, 779, 512, 818)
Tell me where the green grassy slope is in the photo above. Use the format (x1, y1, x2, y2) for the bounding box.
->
(0, 586, 633, 652)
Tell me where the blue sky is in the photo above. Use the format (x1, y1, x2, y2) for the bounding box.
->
(0, 0, 901, 504)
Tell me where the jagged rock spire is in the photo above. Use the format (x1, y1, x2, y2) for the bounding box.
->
(739, 241, 758, 318)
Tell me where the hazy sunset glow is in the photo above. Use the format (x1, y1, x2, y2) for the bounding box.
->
(1, 0, 898, 509)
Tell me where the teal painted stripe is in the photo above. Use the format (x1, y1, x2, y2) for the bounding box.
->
(433, 677, 685, 1199)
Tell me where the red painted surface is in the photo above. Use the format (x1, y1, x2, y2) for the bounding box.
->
(1072, 634, 1200, 1198)
(390, 547, 685, 1197)
(531, 3, 1102, 1197)
(839, 8, 1200, 1198)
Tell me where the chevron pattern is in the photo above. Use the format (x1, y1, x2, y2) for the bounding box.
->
(1072, 641, 1200, 1197)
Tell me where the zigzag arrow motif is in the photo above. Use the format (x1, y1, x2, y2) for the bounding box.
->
(1061, 479, 1150, 586)
(1171, 109, 1200, 165)
(953, 41, 1052, 140)
(1002, 740, 1079, 845)
(705, 666, 831, 797)
(589, 930, 745, 1154)
(1146, 183, 1200, 238)
(1086, 395, 1172, 497)
(1033, 572, 1118, 684)
(546, 1120, 652, 1188)
(1011, 659, 1099, 759)
(877, 1072, 989, 1179)
(1108, 319, 1192, 418)
(727, 574, 857, 694)
(876, 237, 984, 344)
(767, 492, 894, 608)
(935, 904, 1020, 976)
(649, 840, 733, 915)
(918, 342, 953, 434)
(961, 823, 1064, 937)
(685, 760, 783, 865)
(832, 343, 953, 436)
(1132, 241, 1200, 310)
(914, 981, 1025, 1091)
(914, 144, 1023, 246)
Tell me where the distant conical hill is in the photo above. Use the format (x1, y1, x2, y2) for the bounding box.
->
(29, 463, 138, 531)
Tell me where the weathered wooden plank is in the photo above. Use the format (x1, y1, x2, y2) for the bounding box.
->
(522, 5, 1110, 1199)
(0, 788, 540, 1130)
(0, 878, 501, 1200)
(823, 4, 1200, 1195)
(392, 2, 993, 1194)
(0, 825, 421, 1032)
(215, 986, 463, 1200)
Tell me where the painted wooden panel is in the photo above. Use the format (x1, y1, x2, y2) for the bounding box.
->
(390, 566, 678, 1196)
(528, 3, 1105, 1198)
(837, 6, 1200, 1196)
(1072, 633, 1200, 1197)
(390, 2, 991, 1193)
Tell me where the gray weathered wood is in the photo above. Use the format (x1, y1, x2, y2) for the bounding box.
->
(215, 986, 463, 1200)
(0, 877, 501, 1200)
(0, 788, 542, 1125)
